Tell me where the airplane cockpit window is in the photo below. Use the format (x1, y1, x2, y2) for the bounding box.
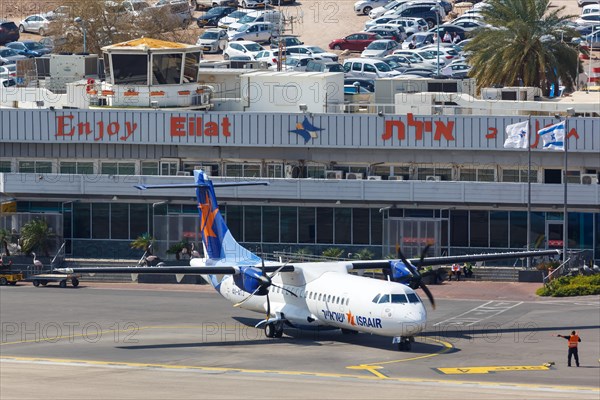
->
(378, 294, 390, 304)
(372, 294, 381, 303)
(407, 293, 421, 303)
(391, 294, 408, 303)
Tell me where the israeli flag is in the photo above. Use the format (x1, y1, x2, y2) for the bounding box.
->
(538, 121, 566, 151)
(504, 121, 529, 149)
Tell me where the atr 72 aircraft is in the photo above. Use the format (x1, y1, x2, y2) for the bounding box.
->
(58, 171, 559, 351)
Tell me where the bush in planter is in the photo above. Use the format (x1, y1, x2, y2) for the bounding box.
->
(536, 274, 600, 297)
(167, 241, 187, 260)
(322, 247, 344, 259)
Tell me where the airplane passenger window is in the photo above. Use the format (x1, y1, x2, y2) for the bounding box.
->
(378, 294, 390, 304)
(391, 294, 408, 303)
(318, 293, 322, 301)
(372, 294, 381, 303)
(327, 295, 331, 302)
(346, 298, 349, 306)
(407, 293, 420, 303)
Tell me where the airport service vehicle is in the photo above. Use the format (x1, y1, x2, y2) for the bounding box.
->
(57, 171, 559, 350)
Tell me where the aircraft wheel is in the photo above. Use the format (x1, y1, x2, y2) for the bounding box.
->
(72, 278, 79, 287)
(59, 280, 67, 288)
(274, 324, 284, 338)
(264, 323, 276, 338)
(0, 277, 7, 285)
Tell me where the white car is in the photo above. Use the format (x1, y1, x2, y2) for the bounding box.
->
(441, 62, 471, 78)
(420, 44, 460, 62)
(447, 19, 489, 32)
(227, 10, 282, 32)
(218, 8, 254, 28)
(369, 0, 404, 19)
(18, 14, 53, 36)
(255, 49, 288, 66)
(227, 22, 276, 43)
(361, 39, 400, 58)
(286, 45, 338, 61)
(354, 0, 391, 16)
(0, 64, 16, 79)
(240, 0, 270, 8)
(343, 57, 402, 79)
(223, 40, 264, 60)
(393, 49, 442, 68)
(267, 55, 314, 71)
(196, 28, 229, 53)
(385, 17, 428, 34)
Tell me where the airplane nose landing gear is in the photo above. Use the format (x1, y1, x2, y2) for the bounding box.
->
(393, 336, 414, 351)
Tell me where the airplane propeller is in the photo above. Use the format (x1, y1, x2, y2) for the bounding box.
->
(396, 245, 436, 309)
(233, 258, 297, 321)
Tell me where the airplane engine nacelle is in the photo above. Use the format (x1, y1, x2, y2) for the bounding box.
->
(233, 267, 269, 295)
(389, 260, 413, 284)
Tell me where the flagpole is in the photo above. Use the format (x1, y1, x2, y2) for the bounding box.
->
(563, 108, 575, 265)
(527, 115, 532, 269)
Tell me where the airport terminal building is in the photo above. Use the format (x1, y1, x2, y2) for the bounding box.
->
(1, 108, 599, 262)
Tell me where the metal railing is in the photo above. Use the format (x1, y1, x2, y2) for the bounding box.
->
(51, 242, 67, 270)
(543, 257, 571, 287)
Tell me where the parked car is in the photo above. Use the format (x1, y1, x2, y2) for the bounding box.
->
(384, 17, 429, 35)
(0, 47, 28, 65)
(0, 77, 17, 87)
(227, 22, 277, 43)
(401, 32, 435, 49)
(447, 19, 490, 32)
(575, 13, 600, 26)
(227, 10, 282, 32)
(354, 0, 391, 15)
(366, 25, 407, 42)
(223, 40, 264, 59)
(382, 54, 413, 71)
(5, 41, 51, 57)
(578, 0, 600, 6)
(343, 57, 402, 79)
(218, 8, 254, 28)
(270, 35, 303, 49)
(305, 59, 344, 72)
(152, 0, 193, 27)
(18, 14, 54, 36)
(286, 45, 338, 61)
(0, 20, 20, 45)
(328, 32, 382, 51)
(255, 49, 289, 66)
(196, 28, 228, 53)
(427, 25, 467, 42)
(0, 64, 16, 79)
(344, 77, 375, 92)
(192, 0, 237, 10)
(240, 0, 270, 8)
(45, 5, 73, 19)
(582, 29, 600, 47)
(196, 6, 237, 27)
(268, 55, 313, 71)
(361, 39, 400, 57)
(390, 5, 443, 29)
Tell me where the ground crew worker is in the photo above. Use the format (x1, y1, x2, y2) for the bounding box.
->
(557, 330, 581, 367)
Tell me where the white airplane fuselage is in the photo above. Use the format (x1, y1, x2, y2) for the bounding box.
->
(195, 259, 427, 338)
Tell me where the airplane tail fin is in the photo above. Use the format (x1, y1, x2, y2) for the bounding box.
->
(194, 170, 261, 265)
(135, 170, 266, 265)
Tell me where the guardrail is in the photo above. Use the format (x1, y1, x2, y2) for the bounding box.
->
(543, 257, 571, 287)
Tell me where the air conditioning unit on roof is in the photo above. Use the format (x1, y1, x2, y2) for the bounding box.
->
(346, 172, 364, 180)
(325, 170, 343, 179)
(388, 176, 404, 181)
(426, 175, 441, 181)
(367, 175, 382, 180)
(581, 173, 598, 185)
(176, 171, 190, 176)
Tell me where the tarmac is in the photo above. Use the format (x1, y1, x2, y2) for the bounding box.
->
(1, 280, 599, 399)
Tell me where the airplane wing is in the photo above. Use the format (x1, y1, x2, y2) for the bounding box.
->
(349, 249, 560, 270)
(55, 265, 296, 275)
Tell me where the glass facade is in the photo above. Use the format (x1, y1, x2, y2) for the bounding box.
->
(10, 201, 599, 261)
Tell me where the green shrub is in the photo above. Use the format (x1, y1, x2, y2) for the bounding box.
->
(537, 274, 600, 297)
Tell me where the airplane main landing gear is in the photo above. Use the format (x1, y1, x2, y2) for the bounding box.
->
(394, 336, 414, 351)
(264, 322, 284, 338)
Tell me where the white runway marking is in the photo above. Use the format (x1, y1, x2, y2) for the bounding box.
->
(433, 301, 524, 327)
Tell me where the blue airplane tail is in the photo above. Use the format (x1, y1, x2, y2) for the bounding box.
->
(194, 170, 261, 265)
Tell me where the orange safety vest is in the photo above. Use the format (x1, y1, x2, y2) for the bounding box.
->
(568, 335, 580, 348)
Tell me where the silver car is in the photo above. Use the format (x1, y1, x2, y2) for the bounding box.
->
(0, 47, 28, 65)
(18, 14, 53, 36)
(196, 28, 228, 53)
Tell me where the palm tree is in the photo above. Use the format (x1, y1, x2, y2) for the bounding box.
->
(130, 233, 154, 254)
(352, 248, 374, 260)
(322, 247, 344, 259)
(466, 0, 579, 95)
(20, 219, 53, 257)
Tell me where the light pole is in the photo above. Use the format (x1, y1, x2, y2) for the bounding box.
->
(74, 17, 86, 54)
(563, 107, 575, 266)
(430, 6, 440, 77)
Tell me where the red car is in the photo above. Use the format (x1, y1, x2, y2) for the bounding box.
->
(328, 32, 382, 51)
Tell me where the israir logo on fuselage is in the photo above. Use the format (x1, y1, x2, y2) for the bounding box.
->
(321, 309, 382, 328)
(290, 117, 324, 144)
